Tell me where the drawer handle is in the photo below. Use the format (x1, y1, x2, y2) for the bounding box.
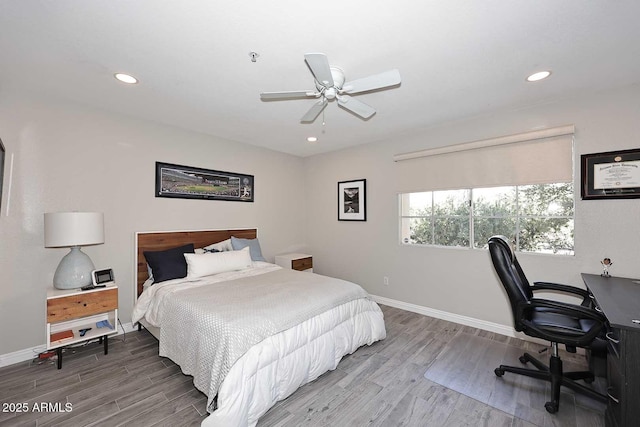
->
(607, 387, 620, 404)
(594, 305, 602, 313)
(589, 294, 595, 299)
(606, 332, 620, 344)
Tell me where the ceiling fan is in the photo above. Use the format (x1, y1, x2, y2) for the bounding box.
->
(260, 53, 401, 123)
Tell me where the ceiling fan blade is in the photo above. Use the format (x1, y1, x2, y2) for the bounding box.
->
(300, 98, 328, 123)
(337, 95, 376, 119)
(260, 90, 318, 100)
(342, 69, 401, 94)
(304, 53, 334, 88)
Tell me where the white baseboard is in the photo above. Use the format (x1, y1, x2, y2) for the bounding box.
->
(371, 295, 518, 338)
(0, 321, 136, 368)
(120, 321, 137, 334)
(0, 345, 48, 368)
(371, 295, 557, 348)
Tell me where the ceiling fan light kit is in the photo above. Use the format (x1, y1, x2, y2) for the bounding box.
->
(260, 53, 401, 124)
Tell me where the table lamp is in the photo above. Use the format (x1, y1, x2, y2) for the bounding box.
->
(44, 212, 105, 289)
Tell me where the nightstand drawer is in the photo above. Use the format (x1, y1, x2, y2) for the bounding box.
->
(47, 288, 118, 323)
(275, 253, 313, 272)
(292, 257, 313, 271)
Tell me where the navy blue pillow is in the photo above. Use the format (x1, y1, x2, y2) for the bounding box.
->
(144, 243, 195, 283)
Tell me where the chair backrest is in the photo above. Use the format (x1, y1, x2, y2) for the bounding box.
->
(511, 247, 533, 299)
(488, 235, 532, 330)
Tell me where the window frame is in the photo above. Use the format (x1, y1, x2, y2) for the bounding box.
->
(399, 183, 575, 255)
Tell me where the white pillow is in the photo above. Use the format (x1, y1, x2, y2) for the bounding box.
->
(184, 246, 252, 279)
(203, 238, 234, 252)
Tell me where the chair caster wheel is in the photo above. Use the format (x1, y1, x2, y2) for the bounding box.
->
(519, 355, 528, 364)
(494, 368, 504, 377)
(544, 401, 558, 414)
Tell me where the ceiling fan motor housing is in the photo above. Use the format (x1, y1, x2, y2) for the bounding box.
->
(315, 67, 345, 98)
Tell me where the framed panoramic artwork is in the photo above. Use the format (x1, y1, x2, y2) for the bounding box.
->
(581, 148, 640, 200)
(338, 179, 366, 221)
(155, 162, 254, 202)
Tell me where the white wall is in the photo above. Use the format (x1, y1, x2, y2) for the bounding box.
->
(0, 91, 307, 355)
(2, 84, 639, 359)
(304, 83, 640, 328)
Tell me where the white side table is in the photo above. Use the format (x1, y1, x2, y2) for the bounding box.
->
(46, 284, 118, 369)
(275, 253, 313, 272)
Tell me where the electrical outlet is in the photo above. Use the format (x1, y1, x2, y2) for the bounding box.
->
(383, 276, 389, 286)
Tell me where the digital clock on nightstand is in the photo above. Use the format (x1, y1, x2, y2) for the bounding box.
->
(92, 268, 115, 286)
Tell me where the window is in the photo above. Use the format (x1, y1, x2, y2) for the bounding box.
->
(400, 182, 574, 255)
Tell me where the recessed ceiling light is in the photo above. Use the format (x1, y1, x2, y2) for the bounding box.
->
(526, 71, 551, 82)
(307, 137, 318, 143)
(114, 73, 138, 84)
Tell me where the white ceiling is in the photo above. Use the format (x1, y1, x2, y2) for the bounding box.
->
(2, 1, 640, 157)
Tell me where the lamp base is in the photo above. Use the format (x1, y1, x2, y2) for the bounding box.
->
(53, 246, 96, 290)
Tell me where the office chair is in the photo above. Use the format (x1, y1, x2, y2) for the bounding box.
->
(487, 235, 607, 413)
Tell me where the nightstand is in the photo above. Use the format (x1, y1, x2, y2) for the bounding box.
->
(46, 284, 118, 369)
(275, 253, 313, 272)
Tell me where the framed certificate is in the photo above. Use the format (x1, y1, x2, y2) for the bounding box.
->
(581, 148, 640, 200)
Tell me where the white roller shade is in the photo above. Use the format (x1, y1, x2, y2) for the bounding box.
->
(394, 126, 574, 192)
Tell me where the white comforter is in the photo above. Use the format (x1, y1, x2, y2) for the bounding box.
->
(132, 263, 386, 427)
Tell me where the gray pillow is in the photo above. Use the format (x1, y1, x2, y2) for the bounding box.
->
(230, 236, 265, 261)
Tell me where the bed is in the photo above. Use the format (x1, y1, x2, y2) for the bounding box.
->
(132, 229, 386, 427)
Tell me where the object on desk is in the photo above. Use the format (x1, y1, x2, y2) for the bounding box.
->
(79, 327, 92, 337)
(600, 257, 613, 277)
(96, 320, 114, 330)
(50, 329, 74, 344)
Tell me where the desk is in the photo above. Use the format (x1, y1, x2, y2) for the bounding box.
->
(582, 273, 640, 427)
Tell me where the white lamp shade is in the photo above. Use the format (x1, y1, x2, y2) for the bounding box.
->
(44, 212, 104, 247)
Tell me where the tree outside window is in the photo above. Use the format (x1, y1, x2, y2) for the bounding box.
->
(400, 183, 574, 255)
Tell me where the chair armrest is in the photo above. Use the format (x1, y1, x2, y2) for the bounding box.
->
(531, 281, 591, 306)
(525, 298, 604, 321)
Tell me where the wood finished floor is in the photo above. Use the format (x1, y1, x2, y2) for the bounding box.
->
(0, 305, 604, 427)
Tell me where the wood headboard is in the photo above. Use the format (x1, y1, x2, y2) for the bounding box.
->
(135, 228, 257, 298)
